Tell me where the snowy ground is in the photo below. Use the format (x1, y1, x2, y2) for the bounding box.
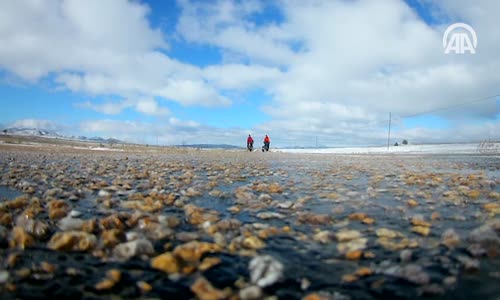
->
(277, 142, 500, 155)
(72, 146, 124, 152)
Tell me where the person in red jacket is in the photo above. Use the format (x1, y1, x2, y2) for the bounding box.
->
(263, 135, 270, 152)
(247, 134, 254, 151)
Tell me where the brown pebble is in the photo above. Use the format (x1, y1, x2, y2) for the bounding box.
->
(303, 293, 330, 300)
(362, 217, 375, 225)
(190, 277, 229, 300)
(95, 278, 116, 290)
(407, 199, 418, 207)
(342, 274, 358, 283)
(355, 267, 373, 277)
(431, 212, 441, 221)
(137, 281, 152, 293)
(106, 269, 121, 282)
(6, 253, 20, 268)
(348, 213, 367, 221)
(199, 257, 222, 271)
(345, 250, 363, 260)
(15, 268, 31, 279)
(9, 227, 35, 249)
(40, 261, 56, 273)
(411, 226, 430, 236)
(151, 252, 180, 274)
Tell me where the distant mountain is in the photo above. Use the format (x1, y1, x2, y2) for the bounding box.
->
(2, 127, 124, 144)
(2, 127, 63, 138)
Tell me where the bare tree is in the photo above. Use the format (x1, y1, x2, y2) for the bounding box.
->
(3, 129, 7, 135)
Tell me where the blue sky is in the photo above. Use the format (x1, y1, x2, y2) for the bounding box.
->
(0, 0, 498, 146)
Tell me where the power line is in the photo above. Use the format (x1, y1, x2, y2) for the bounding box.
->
(401, 93, 500, 118)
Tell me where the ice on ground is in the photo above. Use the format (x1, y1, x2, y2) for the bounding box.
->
(277, 143, 499, 155)
(72, 146, 124, 152)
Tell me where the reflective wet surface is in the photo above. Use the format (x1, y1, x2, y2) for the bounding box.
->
(0, 147, 499, 299)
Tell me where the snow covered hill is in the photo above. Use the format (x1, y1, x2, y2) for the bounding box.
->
(2, 127, 124, 144)
(2, 127, 63, 138)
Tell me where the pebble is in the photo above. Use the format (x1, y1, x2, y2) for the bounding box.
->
(150, 252, 179, 273)
(443, 276, 457, 287)
(243, 236, 266, 249)
(112, 239, 155, 259)
(256, 212, 286, 219)
(337, 238, 367, 253)
(457, 255, 480, 271)
(199, 257, 221, 271)
(411, 226, 430, 236)
(57, 216, 84, 231)
(249, 255, 283, 287)
(277, 201, 294, 209)
(313, 231, 333, 244)
(48, 231, 97, 251)
(239, 285, 262, 300)
(69, 210, 82, 218)
(400, 249, 412, 262)
(190, 277, 229, 300)
(335, 230, 362, 242)
(345, 250, 362, 260)
(173, 241, 221, 262)
(355, 267, 373, 277)
(136, 281, 153, 293)
(376, 228, 400, 239)
(467, 224, 499, 246)
(98, 190, 111, 197)
(441, 228, 461, 248)
(0, 270, 9, 284)
(95, 278, 116, 291)
(9, 227, 35, 249)
(383, 264, 430, 285)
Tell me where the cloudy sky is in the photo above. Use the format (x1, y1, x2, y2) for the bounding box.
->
(0, 0, 498, 147)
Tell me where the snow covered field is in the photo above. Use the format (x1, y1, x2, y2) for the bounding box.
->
(277, 142, 500, 155)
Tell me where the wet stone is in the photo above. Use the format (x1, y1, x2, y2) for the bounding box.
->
(151, 252, 179, 273)
(239, 285, 262, 300)
(190, 276, 230, 300)
(400, 249, 412, 262)
(47, 231, 97, 252)
(249, 255, 283, 287)
(382, 264, 430, 285)
(335, 229, 362, 242)
(0, 145, 499, 299)
(112, 239, 154, 260)
(468, 224, 500, 247)
(256, 212, 286, 219)
(441, 228, 461, 248)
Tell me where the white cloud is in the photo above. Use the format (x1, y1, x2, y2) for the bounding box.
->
(77, 98, 170, 116)
(79, 118, 248, 145)
(177, 0, 298, 65)
(135, 98, 170, 116)
(154, 79, 231, 107)
(0, 0, 231, 108)
(203, 64, 282, 90)
(77, 100, 129, 115)
(176, 0, 500, 145)
(1, 0, 499, 146)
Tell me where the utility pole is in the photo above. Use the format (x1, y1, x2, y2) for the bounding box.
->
(387, 112, 392, 150)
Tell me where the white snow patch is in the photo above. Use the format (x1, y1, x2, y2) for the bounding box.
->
(72, 146, 124, 152)
(277, 143, 498, 155)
